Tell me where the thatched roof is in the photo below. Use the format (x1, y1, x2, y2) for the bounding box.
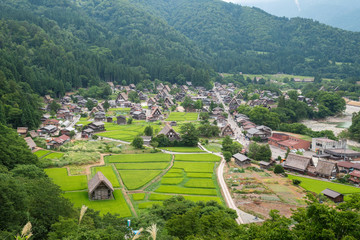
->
(88, 172, 114, 194)
(158, 124, 179, 137)
(315, 160, 336, 176)
(24, 137, 36, 149)
(284, 154, 312, 172)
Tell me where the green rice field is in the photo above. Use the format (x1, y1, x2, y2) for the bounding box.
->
(93, 166, 120, 188)
(64, 190, 132, 217)
(161, 178, 184, 185)
(132, 193, 146, 201)
(160, 147, 205, 152)
(34, 150, 51, 158)
(288, 175, 360, 194)
(174, 154, 221, 162)
(173, 162, 215, 173)
(115, 162, 169, 170)
(107, 153, 171, 163)
(184, 179, 216, 189)
(43, 152, 64, 159)
(138, 201, 163, 209)
(186, 173, 213, 178)
(155, 185, 217, 196)
(118, 170, 162, 190)
(166, 112, 198, 121)
(149, 194, 221, 203)
(45, 168, 87, 191)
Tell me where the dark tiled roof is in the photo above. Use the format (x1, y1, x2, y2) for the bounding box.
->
(321, 188, 342, 198)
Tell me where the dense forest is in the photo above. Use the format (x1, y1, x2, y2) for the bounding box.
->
(1, 0, 360, 129)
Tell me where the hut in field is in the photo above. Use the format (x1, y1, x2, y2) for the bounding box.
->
(88, 172, 114, 200)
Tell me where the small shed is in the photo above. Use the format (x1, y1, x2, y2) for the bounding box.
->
(117, 115, 127, 125)
(321, 188, 344, 203)
(141, 136, 152, 146)
(24, 137, 36, 150)
(88, 172, 114, 200)
(259, 161, 273, 169)
(233, 153, 251, 167)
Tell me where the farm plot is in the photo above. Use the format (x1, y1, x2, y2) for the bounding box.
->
(163, 169, 184, 178)
(107, 153, 171, 163)
(138, 201, 163, 209)
(115, 162, 169, 170)
(175, 154, 221, 162)
(34, 150, 51, 158)
(118, 170, 162, 190)
(160, 147, 205, 152)
(166, 112, 198, 121)
(288, 175, 360, 194)
(45, 168, 87, 191)
(148, 194, 222, 204)
(132, 193, 146, 201)
(161, 178, 184, 185)
(155, 185, 217, 196)
(173, 162, 215, 173)
(187, 173, 213, 178)
(64, 190, 132, 217)
(93, 166, 120, 188)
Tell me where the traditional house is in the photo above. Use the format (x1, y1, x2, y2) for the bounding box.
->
(315, 160, 338, 179)
(43, 119, 60, 127)
(148, 107, 163, 121)
(268, 133, 310, 151)
(129, 83, 136, 89)
(221, 124, 235, 137)
(106, 116, 113, 123)
(163, 85, 171, 93)
(141, 136, 152, 146)
(233, 153, 251, 167)
(87, 122, 105, 132)
(164, 97, 174, 106)
(349, 170, 360, 184)
(284, 154, 313, 174)
(229, 98, 241, 111)
(24, 137, 36, 150)
(47, 134, 70, 149)
(321, 189, 344, 203)
(82, 128, 94, 138)
(246, 125, 272, 141)
(40, 125, 58, 135)
(132, 111, 146, 120)
(17, 127, 28, 137)
(94, 112, 106, 122)
(157, 124, 181, 141)
(147, 97, 156, 106)
(29, 130, 39, 138)
(117, 115, 127, 125)
(88, 172, 114, 200)
(259, 161, 274, 170)
(181, 85, 189, 92)
(116, 92, 128, 103)
(324, 149, 360, 161)
(44, 95, 53, 103)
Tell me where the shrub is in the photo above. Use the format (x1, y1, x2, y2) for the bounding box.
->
(274, 164, 285, 174)
(292, 179, 301, 185)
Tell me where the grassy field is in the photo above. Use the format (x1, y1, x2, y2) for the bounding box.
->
(115, 162, 169, 170)
(45, 168, 87, 191)
(148, 194, 222, 203)
(203, 143, 222, 152)
(93, 166, 120, 188)
(161, 178, 184, 185)
(184, 179, 216, 189)
(173, 162, 215, 173)
(155, 185, 217, 195)
(64, 190, 132, 217)
(175, 154, 221, 162)
(288, 175, 360, 194)
(118, 170, 162, 190)
(34, 150, 51, 158)
(132, 193, 145, 201)
(160, 147, 205, 152)
(166, 112, 198, 121)
(107, 153, 171, 163)
(61, 140, 121, 154)
(43, 152, 64, 159)
(138, 201, 163, 209)
(186, 173, 213, 178)
(77, 117, 92, 125)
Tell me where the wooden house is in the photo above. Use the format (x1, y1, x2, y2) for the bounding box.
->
(117, 115, 127, 125)
(82, 128, 94, 138)
(87, 122, 105, 132)
(141, 136, 152, 146)
(221, 124, 234, 137)
(24, 137, 36, 150)
(116, 92, 128, 102)
(229, 97, 241, 111)
(349, 170, 360, 184)
(94, 111, 106, 122)
(284, 154, 313, 174)
(259, 161, 274, 169)
(157, 124, 181, 141)
(321, 188, 344, 203)
(233, 153, 251, 167)
(40, 125, 58, 135)
(147, 97, 156, 106)
(106, 116, 113, 123)
(17, 127, 28, 137)
(132, 111, 146, 120)
(315, 160, 338, 179)
(164, 97, 174, 106)
(88, 172, 114, 200)
(47, 134, 70, 149)
(246, 125, 272, 141)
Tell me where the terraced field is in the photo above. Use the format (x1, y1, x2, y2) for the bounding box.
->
(166, 112, 198, 121)
(45, 168, 87, 191)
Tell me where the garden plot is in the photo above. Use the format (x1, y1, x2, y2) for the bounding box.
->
(118, 170, 162, 190)
(161, 178, 184, 185)
(160, 147, 205, 152)
(93, 166, 120, 188)
(45, 168, 87, 191)
(184, 179, 216, 189)
(132, 193, 146, 201)
(107, 153, 171, 163)
(155, 185, 217, 195)
(175, 154, 221, 162)
(148, 194, 222, 204)
(64, 190, 132, 217)
(43, 152, 64, 159)
(34, 150, 51, 158)
(187, 173, 213, 178)
(115, 162, 169, 170)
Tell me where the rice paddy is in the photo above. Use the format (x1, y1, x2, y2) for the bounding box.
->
(166, 112, 199, 121)
(45, 168, 87, 191)
(107, 153, 171, 163)
(93, 166, 120, 188)
(173, 162, 215, 173)
(160, 147, 205, 152)
(118, 170, 162, 190)
(174, 154, 221, 162)
(34, 150, 51, 158)
(115, 162, 169, 170)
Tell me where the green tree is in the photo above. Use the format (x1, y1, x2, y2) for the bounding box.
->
(144, 126, 154, 136)
(180, 123, 199, 146)
(131, 136, 144, 149)
(181, 96, 194, 110)
(49, 101, 61, 113)
(128, 91, 140, 103)
(349, 111, 360, 141)
(274, 165, 284, 174)
(103, 100, 110, 112)
(127, 118, 133, 124)
(86, 100, 95, 111)
(223, 151, 232, 162)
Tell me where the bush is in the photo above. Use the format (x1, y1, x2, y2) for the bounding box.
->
(223, 151, 232, 162)
(292, 179, 302, 185)
(274, 164, 284, 174)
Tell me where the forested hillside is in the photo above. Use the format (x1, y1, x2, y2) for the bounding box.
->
(1, 0, 360, 129)
(132, 0, 360, 78)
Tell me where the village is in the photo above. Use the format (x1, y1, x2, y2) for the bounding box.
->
(17, 75, 360, 221)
